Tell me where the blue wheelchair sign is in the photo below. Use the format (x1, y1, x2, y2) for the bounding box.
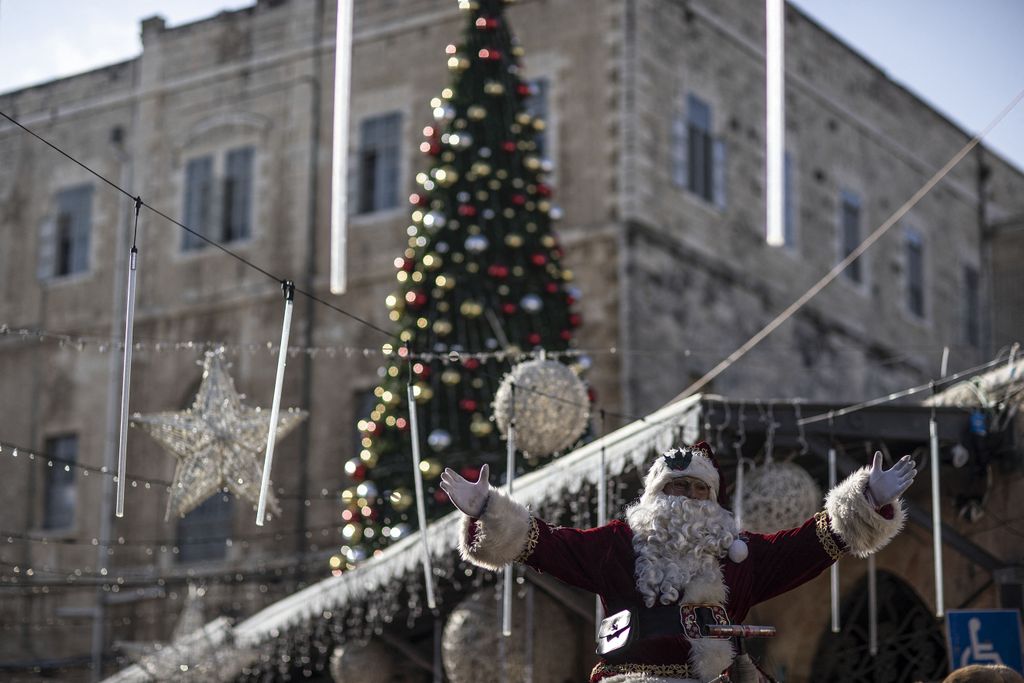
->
(946, 609, 1023, 674)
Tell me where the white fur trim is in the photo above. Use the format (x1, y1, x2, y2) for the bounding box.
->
(458, 488, 532, 571)
(689, 636, 735, 681)
(825, 466, 906, 558)
(643, 450, 720, 503)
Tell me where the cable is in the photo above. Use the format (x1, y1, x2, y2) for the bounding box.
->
(0, 109, 392, 339)
(797, 353, 1011, 425)
(668, 86, 1024, 404)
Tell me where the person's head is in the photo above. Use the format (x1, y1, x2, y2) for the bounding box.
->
(943, 665, 1024, 683)
(639, 441, 723, 507)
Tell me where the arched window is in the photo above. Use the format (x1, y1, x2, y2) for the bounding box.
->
(810, 570, 947, 682)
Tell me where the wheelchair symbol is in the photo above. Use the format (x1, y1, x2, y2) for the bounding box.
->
(960, 617, 1005, 668)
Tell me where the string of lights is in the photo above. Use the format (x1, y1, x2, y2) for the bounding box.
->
(3, 322, 989, 365)
(0, 438, 347, 502)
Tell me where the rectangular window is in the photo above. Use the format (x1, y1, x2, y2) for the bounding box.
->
(687, 94, 713, 202)
(43, 435, 78, 530)
(357, 112, 402, 214)
(182, 147, 254, 250)
(183, 156, 214, 250)
(840, 189, 862, 283)
(905, 229, 925, 318)
(223, 147, 254, 242)
(964, 265, 980, 346)
(39, 185, 93, 279)
(525, 78, 549, 160)
(177, 493, 233, 563)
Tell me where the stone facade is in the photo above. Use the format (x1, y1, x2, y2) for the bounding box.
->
(0, 0, 1021, 679)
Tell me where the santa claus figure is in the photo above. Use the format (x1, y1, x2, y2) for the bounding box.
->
(440, 442, 916, 683)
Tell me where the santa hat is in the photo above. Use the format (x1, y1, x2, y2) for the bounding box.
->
(643, 441, 725, 503)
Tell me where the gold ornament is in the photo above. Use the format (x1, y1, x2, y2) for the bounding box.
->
(505, 234, 524, 248)
(468, 105, 487, 120)
(460, 300, 484, 318)
(390, 488, 414, 512)
(441, 368, 462, 385)
(470, 416, 493, 437)
(433, 319, 453, 336)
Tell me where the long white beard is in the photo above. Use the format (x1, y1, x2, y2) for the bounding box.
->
(626, 494, 737, 608)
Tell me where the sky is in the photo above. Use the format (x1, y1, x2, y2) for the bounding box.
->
(0, 0, 1022, 171)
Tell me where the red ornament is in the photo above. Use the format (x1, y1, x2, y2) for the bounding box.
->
(501, 302, 517, 314)
(487, 264, 509, 279)
(545, 282, 559, 294)
(527, 332, 542, 346)
(511, 193, 526, 206)
(587, 387, 598, 403)
(516, 82, 532, 98)
(502, 140, 517, 153)
(461, 465, 481, 481)
(408, 291, 428, 309)
(459, 398, 479, 412)
(399, 258, 416, 272)
(536, 183, 553, 197)
(361, 506, 380, 521)
(566, 294, 577, 305)
(457, 203, 478, 217)
(463, 357, 481, 371)
(349, 463, 368, 482)
(530, 253, 547, 266)
(560, 329, 573, 341)
(477, 48, 501, 60)
(569, 313, 583, 328)
(409, 192, 428, 206)
(427, 142, 441, 156)
(434, 489, 451, 504)
(475, 16, 499, 30)
(414, 363, 432, 378)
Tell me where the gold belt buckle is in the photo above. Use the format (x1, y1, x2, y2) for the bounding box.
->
(679, 603, 730, 639)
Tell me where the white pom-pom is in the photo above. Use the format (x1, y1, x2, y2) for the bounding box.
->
(728, 538, 748, 563)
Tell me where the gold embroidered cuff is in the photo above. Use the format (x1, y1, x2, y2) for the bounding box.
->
(815, 510, 844, 561)
(515, 515, 540, 563)
(592, 661, 694, 680)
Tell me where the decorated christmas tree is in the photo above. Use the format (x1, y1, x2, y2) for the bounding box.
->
(337, 0, 587, 565)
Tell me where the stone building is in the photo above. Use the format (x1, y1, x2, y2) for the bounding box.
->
(0, 0, 1021, 680)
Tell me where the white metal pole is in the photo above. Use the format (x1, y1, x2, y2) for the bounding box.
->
(115, 244, 138, 518)
(330, 0, 354, 294)
(256, 282, 294, 525)
(502, 384, 516, 637)
(867, 553, 878, 656)
(828, 446, 840, 633)
(765, 0, 786, 246)
(930, 415, 945, 616)
(408, 381, 437, 610)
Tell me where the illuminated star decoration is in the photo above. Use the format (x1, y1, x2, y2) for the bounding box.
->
(132, 349, 307, 520)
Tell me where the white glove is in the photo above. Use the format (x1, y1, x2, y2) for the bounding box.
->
(867, 451, 916, 506)
(439, 464, 491, 518)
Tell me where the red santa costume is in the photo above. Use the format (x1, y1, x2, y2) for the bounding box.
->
(458, 443, 906, 683)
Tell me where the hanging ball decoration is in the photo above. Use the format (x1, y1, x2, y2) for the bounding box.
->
(440, 368, 462, 386)
(520, 294, 543, 313)
(427, 429, 453, 451)
(734, 461, 822, 534)
(443, 589, 575, 683)
(459, 300, 484, 318)
(467, 105, 487, 121)
(492, 358, 589, 457)
(505, 233, 524, 248)
(329, 640, 396, 682)
(344, 457, 368, 483)
(465, 235, 489, 254)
